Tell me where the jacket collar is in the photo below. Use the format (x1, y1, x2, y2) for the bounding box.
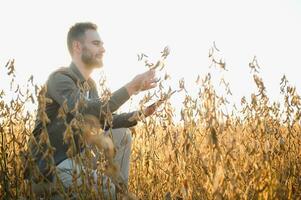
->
(69, 62, 86, 83)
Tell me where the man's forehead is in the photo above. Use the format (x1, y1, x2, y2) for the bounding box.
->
(84, 29, 102, 42)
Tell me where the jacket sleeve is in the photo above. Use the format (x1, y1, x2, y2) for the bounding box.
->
(46, 73, 131, 122)
(104, 112, 138, 130)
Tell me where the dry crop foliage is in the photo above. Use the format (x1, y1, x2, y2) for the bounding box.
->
(0, 45, 300, 200)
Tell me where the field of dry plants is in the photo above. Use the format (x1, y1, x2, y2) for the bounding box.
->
(0, 46, 301, 200)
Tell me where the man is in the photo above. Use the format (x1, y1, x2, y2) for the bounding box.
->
(27, 22, 159, 198)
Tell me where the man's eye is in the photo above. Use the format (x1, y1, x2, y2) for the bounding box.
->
(93, 41, 102, 46)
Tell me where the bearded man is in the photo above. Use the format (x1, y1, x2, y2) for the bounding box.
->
(27, 22, 159, 199)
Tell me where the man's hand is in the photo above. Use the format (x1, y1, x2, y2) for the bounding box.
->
(143, 100, 164, 117)
(125, 69, 158, 96)
(128, 99, 164, 122)
(143, 90, 176, 117)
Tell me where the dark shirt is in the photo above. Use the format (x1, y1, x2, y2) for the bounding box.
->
(29, 62, 137, 181)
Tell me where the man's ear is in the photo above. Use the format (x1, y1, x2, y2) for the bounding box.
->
(72, 41, 82, 54)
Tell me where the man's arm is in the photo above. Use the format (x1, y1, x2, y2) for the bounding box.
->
(104, 98, 165, 130)
(47, 73, 131, 121)
(104, 112, 138, 130)
(47, 68, 157, 126)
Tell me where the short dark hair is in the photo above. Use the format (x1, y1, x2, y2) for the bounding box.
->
(67, 22, 97, 55)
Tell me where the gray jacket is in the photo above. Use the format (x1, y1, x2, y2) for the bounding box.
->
(28, 62, 137, 181)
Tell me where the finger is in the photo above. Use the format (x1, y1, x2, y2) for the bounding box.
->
(142, 79, 156, 89)
(147, 82, 158, 89)
(149, 68, 155, 74)
(148, 77, 159, 84)
(144, 68, 154, 75)
(145, 106, 156, 116)
(141, 82, 157, 91)
(147, 69, 156, 78)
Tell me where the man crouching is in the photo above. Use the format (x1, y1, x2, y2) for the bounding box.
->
(25, 22, 159, 199)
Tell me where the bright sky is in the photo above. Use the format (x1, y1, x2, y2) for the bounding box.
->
(1, 0, 300, 115)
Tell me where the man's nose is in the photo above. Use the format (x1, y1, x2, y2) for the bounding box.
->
(100, 46, 106, 53)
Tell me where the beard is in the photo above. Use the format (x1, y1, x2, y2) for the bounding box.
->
(81, 46, 103, 69)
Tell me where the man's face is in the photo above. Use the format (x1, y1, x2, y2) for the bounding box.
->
(80, 29, 105, 69)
